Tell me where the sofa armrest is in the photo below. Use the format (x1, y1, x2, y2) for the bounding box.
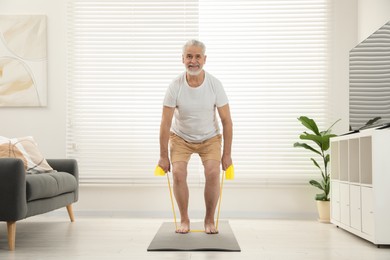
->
(0, 158, 28, 221)
(46, 159, 79, 201)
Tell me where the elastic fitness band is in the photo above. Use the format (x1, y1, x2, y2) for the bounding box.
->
(155, 165, 234, 233)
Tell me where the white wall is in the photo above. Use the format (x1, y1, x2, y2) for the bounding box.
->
(2, 0, 388, 219)
(358, 0, 390, 42)
(1, 0, 67, 158)
(330, 0, 358, 134)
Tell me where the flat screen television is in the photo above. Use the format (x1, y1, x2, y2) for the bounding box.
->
(349, 20, 390, 130)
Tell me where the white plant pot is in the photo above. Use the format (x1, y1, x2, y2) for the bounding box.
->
(316, 200, 330, 223)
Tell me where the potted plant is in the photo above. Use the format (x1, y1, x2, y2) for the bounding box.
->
(294, 116, 340, 222)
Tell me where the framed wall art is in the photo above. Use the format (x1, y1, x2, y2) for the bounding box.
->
(0, 15, 47, 107)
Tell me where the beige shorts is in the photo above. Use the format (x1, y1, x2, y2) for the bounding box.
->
(169, 132, 222, 164)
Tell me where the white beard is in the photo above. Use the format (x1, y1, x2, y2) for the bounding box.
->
(186, 67, 202, 76)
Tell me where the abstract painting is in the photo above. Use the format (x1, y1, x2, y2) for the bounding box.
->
(0, 15, 47, 107)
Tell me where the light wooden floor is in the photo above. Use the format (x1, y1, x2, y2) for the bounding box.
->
(1, 215, 390, 260)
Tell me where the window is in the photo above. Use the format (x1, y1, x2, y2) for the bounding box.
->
(67, 0, 331, 184)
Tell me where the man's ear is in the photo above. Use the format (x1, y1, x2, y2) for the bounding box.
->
(204, 55, 207, 63)
(182, 54, 185, 64)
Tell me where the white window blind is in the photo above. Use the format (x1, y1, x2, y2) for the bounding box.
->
(67, 0, 332, 185)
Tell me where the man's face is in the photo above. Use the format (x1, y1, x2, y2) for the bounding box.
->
(182, 45, 207, 76)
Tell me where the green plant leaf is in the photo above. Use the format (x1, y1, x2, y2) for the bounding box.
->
(293, 142, 322, 156)
(324, 154, 330, 169)
(320, 134, 337, 151)
(325, 154, 330, 163)
(309, 180, 324, 191)
(364, 117, 381, 127)
(315, 193, 328, 201)
(311, 158, 322, 170)
(324, 182, 330, 195)
(297, 116, 320, 135)
(299, 134, 323, 149)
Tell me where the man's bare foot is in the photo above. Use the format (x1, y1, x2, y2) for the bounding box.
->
(175, 219, 190, 234)
(204, 220, 219, 234)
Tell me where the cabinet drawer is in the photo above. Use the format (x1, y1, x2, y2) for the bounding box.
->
(340, 183, 350, 225)
(361, 187, 374, 236)
(331, 181, 340, 221)
(350, 185, 361, 230)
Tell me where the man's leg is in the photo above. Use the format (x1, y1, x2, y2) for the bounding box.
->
(172, 161, 190, 233)
(203, 160, 220, 234)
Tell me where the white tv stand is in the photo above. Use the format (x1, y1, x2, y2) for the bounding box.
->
(330, 129, 390, 246)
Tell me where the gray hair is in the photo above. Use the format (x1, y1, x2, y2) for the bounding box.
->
(182, 39, 206, 55)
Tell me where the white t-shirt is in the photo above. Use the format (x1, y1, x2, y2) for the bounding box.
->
(163, 71, 229, 143)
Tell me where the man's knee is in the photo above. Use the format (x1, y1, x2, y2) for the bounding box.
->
(204, 164, 220, 182)
(172, 166, 187, 184)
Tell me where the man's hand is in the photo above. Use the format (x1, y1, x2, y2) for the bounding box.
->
(158, 157, 171, 173)
(221, 153, 232, 171)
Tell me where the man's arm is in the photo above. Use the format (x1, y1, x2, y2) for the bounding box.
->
(158, 106, 175, 172)
(217, 104, 233, 170)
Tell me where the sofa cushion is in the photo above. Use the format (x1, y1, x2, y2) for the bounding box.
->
(26, 171, 77, 201)
(0, 136, 53, 173)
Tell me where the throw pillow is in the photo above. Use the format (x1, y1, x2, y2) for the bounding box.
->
(0, 136, 53, 173)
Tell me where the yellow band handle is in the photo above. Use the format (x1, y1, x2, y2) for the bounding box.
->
(155, 165, 166, 176)
(225, 164, 235, 180)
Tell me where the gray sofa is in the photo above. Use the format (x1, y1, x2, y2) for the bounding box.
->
(0, 158, 79, 250)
